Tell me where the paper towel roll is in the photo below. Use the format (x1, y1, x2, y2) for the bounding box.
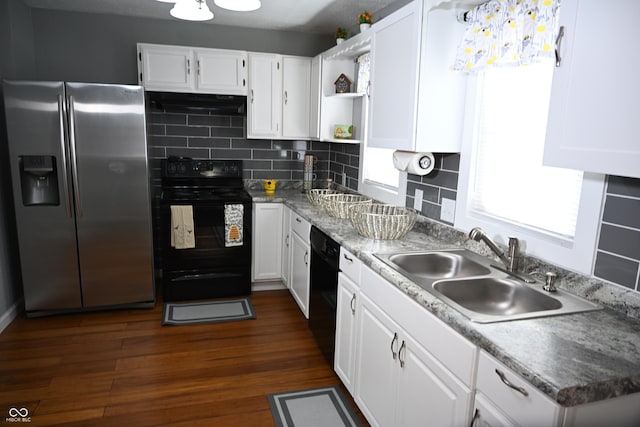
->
(392, 151, 435, 176)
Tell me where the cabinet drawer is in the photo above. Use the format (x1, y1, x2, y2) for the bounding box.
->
(291, 212, 310, 239)
(339, 247, 361, 283)
(477, 350, 561, 426)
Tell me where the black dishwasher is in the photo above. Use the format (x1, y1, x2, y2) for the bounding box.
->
(308, 226, 340, 365)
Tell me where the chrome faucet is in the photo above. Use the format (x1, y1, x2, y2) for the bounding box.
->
(469, 227, 527, 281)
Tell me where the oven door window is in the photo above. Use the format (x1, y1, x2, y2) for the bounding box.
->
(162, 201, 251, 271)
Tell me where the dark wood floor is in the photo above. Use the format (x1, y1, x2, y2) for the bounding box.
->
(0, 290, 367, 426)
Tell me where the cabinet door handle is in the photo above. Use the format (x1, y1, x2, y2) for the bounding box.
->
(304, 251, 309, 266)
(366, 81, 371, 98)
(295, 217, 302, 223)
(470, 409, 480, 427)
(197, 59, 200, 76)
(390, 332, 398, 360)
(343, 253, 353, 263)
(350, 293, 356, 314)
(285, 234, 289, 247)
(555, 26, 565, 67)
(250, 89, 254, 104)
(187, 59, 191, 75)
(284, 90, 288, 105)
(243, 78, 246, 87)
(398, 340, 406, 368)
(495, 369, 529, 397)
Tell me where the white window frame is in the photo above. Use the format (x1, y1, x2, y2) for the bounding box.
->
(455, 73, 606, 275)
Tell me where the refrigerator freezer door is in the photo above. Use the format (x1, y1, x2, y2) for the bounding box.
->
(3, 80, 82, 311)
(65, 83, 154, 307)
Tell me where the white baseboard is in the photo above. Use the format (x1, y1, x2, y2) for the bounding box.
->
(252, 281, 286, 292)
(0, 298, 23, 334)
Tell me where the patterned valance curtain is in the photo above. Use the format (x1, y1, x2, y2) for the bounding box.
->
(452, 0, 561, 72)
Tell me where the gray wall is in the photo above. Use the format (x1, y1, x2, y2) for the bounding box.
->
(0, 0, 36, 321)
(30, 8, 333, 84)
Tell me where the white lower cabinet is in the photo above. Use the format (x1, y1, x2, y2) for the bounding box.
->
(335, 267, 360, 394)
(289, 212, 311, 318)
(353, 265, 474, 427)
(334, 247, 362, 395)
(290, 230, 310, 318)
(281, 206, 291, 289)
(475, 350, 562, 427)
(471, 393, 517, 427)
(251, 203, 283, 282)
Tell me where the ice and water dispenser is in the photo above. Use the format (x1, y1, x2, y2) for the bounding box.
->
(19, 155, 60, 206)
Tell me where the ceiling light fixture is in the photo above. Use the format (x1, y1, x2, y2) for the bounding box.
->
(214, 0, 261, 12)
(170, 0, 214, 21)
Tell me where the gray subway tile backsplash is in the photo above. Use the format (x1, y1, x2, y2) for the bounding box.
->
(146, 103, 640, 295)
(594, 252, 639, 290)
(594, 175, 640, 292)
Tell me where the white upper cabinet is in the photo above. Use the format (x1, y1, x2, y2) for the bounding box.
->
(415, 4, 468, 153)
(137, 43, 247, 95)
(543, 0, 640, 178)
(248, 53, 282, 139)
(247, 53, 312, 140)
(194, 48, 247, 95)
(282, 56, 311, 139)
(309, 55, 322, 140)
(367, 0, 422, 150)
(138, 44, 194, 92)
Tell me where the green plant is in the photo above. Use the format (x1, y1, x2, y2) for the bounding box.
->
(358, 11, 373, 24)
(335, 27, 347, 39)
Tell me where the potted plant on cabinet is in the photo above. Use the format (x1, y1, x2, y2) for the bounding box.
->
(335, 27, 347, 44)
(358, 11, 373, 32)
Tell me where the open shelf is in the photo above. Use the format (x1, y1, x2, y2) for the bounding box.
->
(325, 92, 366, 99)
(323, 138, 361, 144)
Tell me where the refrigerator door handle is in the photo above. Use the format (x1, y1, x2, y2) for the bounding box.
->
(67, 96, 82, 218)
(57, 95, 73, 218)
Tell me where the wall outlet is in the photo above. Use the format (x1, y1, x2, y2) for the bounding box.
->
(441, 197, 456, 223)
(413, 189, 424, 211)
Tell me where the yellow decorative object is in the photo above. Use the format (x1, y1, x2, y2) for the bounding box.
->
(263, 179, 277, 194)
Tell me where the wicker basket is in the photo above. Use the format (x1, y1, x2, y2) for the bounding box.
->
(321, 194, 372, 218)
(349, 204, 417, 239)
(306, 189, 340, 206)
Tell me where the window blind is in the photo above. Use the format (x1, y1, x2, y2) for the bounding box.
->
(470, 58, 583, 238)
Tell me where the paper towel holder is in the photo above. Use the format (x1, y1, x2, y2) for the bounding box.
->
(392, 150, 435, 176)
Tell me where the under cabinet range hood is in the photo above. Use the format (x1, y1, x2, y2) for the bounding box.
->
(147, 92, 246, 115)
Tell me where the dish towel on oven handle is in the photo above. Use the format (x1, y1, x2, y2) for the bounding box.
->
(224, 204, 244, 247)
(170, 205, 195, 249)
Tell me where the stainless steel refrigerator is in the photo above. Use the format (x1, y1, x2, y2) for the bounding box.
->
(3, 80, 155, 315)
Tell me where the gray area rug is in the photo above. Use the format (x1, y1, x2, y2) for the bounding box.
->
(268, 386, 363, 427)
(162, 298, 256, 326)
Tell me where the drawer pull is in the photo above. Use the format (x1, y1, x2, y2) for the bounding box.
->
(470, 408, 480, 427)
(495, 369, 529, 397)
(343, 253, 353, 263)
(390, 332, 398, 360)
(398, 340, 406, 368)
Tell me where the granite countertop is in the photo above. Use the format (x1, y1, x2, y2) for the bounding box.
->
(248, 188, 640, 407)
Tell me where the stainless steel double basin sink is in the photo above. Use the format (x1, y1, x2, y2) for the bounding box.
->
(374, 249, 601, 323)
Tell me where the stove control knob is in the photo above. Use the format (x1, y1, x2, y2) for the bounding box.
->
(167, 163, 177, 175)
(178, 163, 187, 174)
